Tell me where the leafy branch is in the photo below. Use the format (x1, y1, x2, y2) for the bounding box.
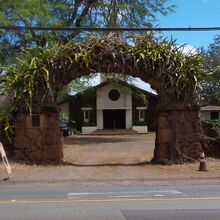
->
(1, 33, 205, 133)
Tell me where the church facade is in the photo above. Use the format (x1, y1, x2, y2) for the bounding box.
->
(59, 80, 158, 134)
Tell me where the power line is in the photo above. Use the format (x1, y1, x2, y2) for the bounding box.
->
(0, 25, 220, 32)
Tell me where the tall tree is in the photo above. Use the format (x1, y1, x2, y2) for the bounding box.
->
(200, 35, 220, 105)
(89, 0, 175, 28)
(0, 0, 175, 65)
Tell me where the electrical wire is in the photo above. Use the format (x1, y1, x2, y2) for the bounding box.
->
(0, 26, 220, 32)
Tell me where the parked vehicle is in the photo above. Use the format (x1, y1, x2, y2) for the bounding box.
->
(59, 123, 69, 136)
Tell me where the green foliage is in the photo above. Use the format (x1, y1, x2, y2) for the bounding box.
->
(207, 119, 220, 129)
(57, 73, 98, 103)
(59, 112, 69, 124)
(0, 100, 14, 138)
(133, 120, 147, 126)
(0, 44, 59, 133)
(0, 0, 177, 115)
(0, 0, 56, 64)
(0, 0, 176, 65)
(59, 112, 75, 129)
(2, 45, 58, 112)
(67, 33, 204, 99)
(0, 33, 204, 132)
(130, 34, 205, 99)
(134, 92, 149, 105)
(200, 35, 220, 105)
(88, 0, 175, 28)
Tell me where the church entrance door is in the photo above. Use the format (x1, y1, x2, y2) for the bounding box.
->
(103, 110, 126, 129)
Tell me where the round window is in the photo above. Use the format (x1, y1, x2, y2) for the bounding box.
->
(108, 89, 120, 101)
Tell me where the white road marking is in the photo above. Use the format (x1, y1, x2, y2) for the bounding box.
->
(67, 190, 183, 199)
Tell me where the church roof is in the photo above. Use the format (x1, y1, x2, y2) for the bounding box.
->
(58, 79, 158, 105)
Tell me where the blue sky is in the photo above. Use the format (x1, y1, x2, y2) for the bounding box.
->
(156, 0, 220, 49)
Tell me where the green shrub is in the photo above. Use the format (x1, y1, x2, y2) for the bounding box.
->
(132, 120, 147, 126)
(207, 119, 220, 128)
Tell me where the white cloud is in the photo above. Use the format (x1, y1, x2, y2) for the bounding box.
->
(180, 44, 198, 54)
(130, 77, 157, 94)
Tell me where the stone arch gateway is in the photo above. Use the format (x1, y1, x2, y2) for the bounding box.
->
(11, 34, 205, 164)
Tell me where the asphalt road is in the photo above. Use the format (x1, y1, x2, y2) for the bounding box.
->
(1, 185, 220, 220)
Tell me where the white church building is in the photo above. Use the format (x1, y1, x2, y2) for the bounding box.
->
(59, 79, 158, 134)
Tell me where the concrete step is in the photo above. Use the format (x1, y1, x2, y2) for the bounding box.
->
(91, 129, 138, 135)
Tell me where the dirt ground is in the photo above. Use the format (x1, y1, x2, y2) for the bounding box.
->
(1, 132, 220, 188)
(63, 133, 155, 165)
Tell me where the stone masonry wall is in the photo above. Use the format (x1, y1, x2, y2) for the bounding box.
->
(152, 105, 203, 164)
(13, 111, 63, 163)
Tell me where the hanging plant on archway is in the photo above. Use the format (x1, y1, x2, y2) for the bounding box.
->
(0, 33, 205, 133)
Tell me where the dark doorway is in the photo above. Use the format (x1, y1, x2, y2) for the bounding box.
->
(103, 110, 126, 129)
